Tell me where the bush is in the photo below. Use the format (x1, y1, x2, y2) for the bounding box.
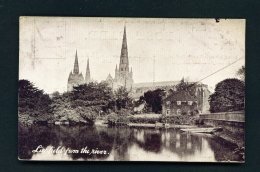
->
(106, 113, 118, 125)
(117, 116, 130, 124)
(160, 115, 197, 125)
(128, 116, 160, 124)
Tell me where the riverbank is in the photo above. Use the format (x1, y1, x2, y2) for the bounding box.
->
(213, 128, 245, 161)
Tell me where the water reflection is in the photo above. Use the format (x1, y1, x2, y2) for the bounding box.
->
(18, 124, 241, 161)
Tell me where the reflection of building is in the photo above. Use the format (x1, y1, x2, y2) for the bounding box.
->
(67, 51, 91, 91)
(105, 26, 134, 91)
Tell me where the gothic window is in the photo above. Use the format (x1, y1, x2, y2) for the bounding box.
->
(177, 101, 181, 105)
(121, 68, 123, 71)
(177, 109, 181, 115)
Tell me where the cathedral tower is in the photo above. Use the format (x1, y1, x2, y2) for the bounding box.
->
(112, 26, 133, 90)
(67, 50, 85, 91)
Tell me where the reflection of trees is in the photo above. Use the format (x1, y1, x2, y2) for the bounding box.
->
(18, 123, 53, 159)
(18, 124, 115, 160)
(18, 124, 135, 160)
(133, 129, 162, 153)
(113, 126, 134, 161)
(205, 136, 242, 161)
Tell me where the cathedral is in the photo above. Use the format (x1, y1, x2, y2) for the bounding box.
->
(67, 51, 91, 91)
(105, 26, 134, 91)
(66, 26, 210, 112)
(67, 26, 133, 92)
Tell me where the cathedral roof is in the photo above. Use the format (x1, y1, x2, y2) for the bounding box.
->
(163, 90, 197, 102)
(133, 81, 180, 88)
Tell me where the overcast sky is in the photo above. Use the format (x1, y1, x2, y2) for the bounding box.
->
(19, 17, 245, 94)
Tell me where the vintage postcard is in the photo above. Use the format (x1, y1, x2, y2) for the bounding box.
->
(19, 17, 245, 161)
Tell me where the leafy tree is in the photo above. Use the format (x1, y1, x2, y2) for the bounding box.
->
(209, 78, 245, 113)
(18, 79, 52, 121)
(114, 86, 133, 110)
(71, 82, 114, 108)
(143, 89, 165, 113)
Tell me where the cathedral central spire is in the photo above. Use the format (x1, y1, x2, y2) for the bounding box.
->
(119, 26, 129, 73)
(108, 26, 133, 91)
(73, 50, 79, 74)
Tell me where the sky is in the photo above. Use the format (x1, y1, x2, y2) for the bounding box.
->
(19, 17, 245, 94)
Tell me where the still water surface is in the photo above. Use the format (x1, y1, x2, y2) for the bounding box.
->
(18, 124, 240, 161)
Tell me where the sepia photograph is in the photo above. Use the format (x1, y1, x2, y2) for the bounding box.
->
(18, 17, 245, 161)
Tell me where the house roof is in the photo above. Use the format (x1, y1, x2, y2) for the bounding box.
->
(163, 90, 197, 102)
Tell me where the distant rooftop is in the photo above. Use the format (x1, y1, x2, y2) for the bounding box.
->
(133, 81, 180, 88)
(133, 80, 207, 88)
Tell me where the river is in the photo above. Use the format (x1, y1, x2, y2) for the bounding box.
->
(18, 123, 242, 161)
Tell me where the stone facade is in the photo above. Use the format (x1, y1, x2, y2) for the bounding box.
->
(106, 26, 134, 91)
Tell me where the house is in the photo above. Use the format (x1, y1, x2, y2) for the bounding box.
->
(162, 90, 198, 116)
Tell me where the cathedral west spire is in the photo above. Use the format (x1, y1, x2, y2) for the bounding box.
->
(73, 50, 79, 74)
(68, 50, 84, 91)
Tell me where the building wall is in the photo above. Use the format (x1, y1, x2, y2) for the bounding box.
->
(162, 101, 198, 116)
(67, 74, 85, 91)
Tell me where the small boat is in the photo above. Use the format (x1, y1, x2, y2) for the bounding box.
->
(180, 127, 222, 133)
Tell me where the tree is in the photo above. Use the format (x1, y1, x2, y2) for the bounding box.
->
(143, 89, 165, 113)
(209, 78, 245, 113)
(18, 79, 52, 121)
(114, 86, 133, 110)
(236, 66, 245, 81)
(70, 82, 114, 108)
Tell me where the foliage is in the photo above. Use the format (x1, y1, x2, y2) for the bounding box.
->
(117, 116, 130, 124)
(143, 89, 165, 113)
(114, 86, 133, 110)
(18, 79, 52, 122)
(160, 115, 198, 125)
(128, 116, 160, 124)
(236, 66, 245, 81)
(106, 113, 118, 125)
(50, 83, 112, 124)
(209, 78, 245, 113)
(134, 96, 145, 107)
(115, 108, 133, 116)
(71, 82, 114, 109)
